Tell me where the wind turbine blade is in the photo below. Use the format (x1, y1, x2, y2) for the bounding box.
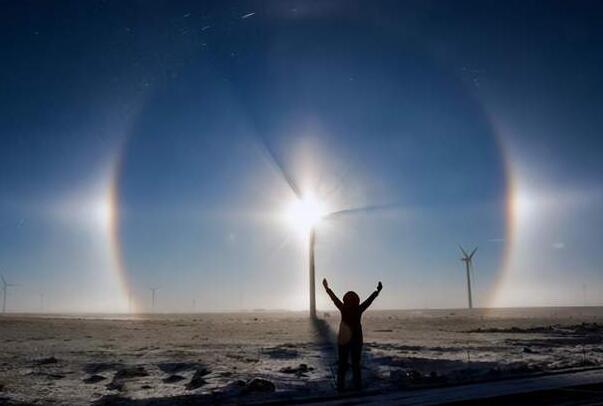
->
(458, 245, 469, 258)
(0, 275, 5, 286)
(469, 247, 478, 260)
(257, 136, 302, 199)
(325, 203, 403, 219)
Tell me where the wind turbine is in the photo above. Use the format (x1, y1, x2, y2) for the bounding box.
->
(148, 287, 159, 313)
(459, 246, 477, 309)
(273, 155, 395, 319)
(1, 275, 19, 313)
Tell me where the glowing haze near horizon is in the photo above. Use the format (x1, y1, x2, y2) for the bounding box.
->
(1, 1, 602, 313)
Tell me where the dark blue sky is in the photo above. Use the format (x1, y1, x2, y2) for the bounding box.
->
(1, 1, 602, 312)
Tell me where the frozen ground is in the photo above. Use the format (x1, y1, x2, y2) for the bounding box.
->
(1, 307, 603, 405)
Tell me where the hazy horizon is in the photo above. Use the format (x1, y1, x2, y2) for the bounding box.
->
(6, 304, 603, 318)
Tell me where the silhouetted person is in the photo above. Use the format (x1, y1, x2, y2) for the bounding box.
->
(323, 278, 383, 391)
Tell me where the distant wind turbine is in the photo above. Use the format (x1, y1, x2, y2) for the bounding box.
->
(128, 288, 133, 313)
(148, 287, 159, 313)
(459, 246, 477, 309)
(1, 275, 19, 313)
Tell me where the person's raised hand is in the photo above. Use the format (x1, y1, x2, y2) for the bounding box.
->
(377, 281, 383, 292)
(322, 278, 329, 290)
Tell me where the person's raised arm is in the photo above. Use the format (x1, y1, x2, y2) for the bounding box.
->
(323, 278, 343, 310)
(360, 281, 383, 312)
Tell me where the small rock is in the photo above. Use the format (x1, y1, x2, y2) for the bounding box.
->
(36, 356, 58, 365)
(114, 366, 148, 379)
(141, 384, 152, 389)
(220, 380, 247, 395)
(280, 366, 295, 374)
(163, 374, 185, 383)
(84, 375, 106, 384)
(186, 368, 210, 390)
(246, 378, 275, 392)
(280, 363, 313, 376)
(263, 347, 299, 359)
(158, 362, 201, 374)
(106, 381, 123, 391)
(84, 362, 123, 374)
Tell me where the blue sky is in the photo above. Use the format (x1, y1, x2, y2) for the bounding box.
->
(1, 1, 602, 312)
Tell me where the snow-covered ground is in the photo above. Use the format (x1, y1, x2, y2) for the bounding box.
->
(1, 307, 603, 405)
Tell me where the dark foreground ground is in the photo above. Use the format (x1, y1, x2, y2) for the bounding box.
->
(315, 367, 603, 405)
(1, 307, 603, 405)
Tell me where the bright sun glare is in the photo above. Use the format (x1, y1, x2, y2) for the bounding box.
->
(284, 194, 327, 235)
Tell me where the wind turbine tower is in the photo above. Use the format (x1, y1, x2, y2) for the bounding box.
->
(1, 275, 18, 313)
(128, 289, 133, 313)
(148, 287, 159, 313)
(309, 228, 316, 319)
(459, 246, 478, 309)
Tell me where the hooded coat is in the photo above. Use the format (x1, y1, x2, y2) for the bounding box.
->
(325, 288, 379, 344)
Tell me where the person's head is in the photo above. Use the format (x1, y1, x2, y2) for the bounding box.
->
(343, 291, 360, 308)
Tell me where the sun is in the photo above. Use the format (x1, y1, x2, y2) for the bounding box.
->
(284, 194, 328, 235)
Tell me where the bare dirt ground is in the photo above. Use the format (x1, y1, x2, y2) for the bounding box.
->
(1, 307, 603, 405)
